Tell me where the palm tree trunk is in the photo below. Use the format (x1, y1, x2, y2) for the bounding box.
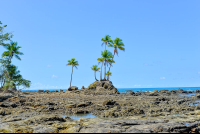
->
(104, 62, 106, 80)
(95, 71, 98, 81)
(108, 55, 114, 72)
(70, 66, 73, 88)
(100, 62, 103, 80)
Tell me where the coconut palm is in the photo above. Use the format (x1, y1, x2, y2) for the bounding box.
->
(108, 37, 125, 71)
(2, 41, 23, 62)
(100, 50, 113, 80)
(91, 65, 100, 81)
(105, 71, 112, 81)
(97, 57, 104, 81)
(67, 58, 79, 89)
(101, 35, 113, 50)
(108, 37, 125, 56)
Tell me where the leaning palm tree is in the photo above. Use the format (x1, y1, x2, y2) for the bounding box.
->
(91, 65, 100, 81)
(67, 58, 79, 89)
(97, 57, 104, 81)
(101, 50, 113, 80)
(108, 37, 125, 71)
(108, 37, 125, 56)
(105, 71, 112, 81)
(2, 41, 23, 62)
(101, 35, 113, 50)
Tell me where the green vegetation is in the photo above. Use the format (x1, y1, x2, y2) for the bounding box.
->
(0, 21, 13, 47)
(101, 35, 113, 50)
(0, 21, 31, 92)
(95, 35, 125, 81)
(91, 65, 100, 81)
(67, 58, 79, 89)
(105, 71, 112, 81)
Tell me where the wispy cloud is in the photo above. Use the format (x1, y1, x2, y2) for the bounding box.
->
(160, 77, 166, 79)
(51, 75, 58, 78)
(134, 85, 141, 87)
(47, 65, 52, 67)
(30, 82, 69, 89)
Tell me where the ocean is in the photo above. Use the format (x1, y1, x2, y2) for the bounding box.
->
(22, 87, 200, 93)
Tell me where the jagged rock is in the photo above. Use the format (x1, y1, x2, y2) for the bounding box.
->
(0, 102, 17, 108)
(68, 86, 78, 91)
(103, 99, 116, 106)
(87, 81, 119, 95)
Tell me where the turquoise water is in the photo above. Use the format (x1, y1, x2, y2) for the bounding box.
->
(22, 87, 200, 93)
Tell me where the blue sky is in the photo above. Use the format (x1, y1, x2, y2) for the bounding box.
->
(0, 0, 200, 89)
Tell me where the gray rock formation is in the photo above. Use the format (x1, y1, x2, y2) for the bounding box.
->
(87, 81, 120, 95)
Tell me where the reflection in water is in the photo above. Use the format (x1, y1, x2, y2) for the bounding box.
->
(61, 113, 96, 120)
(179, 93, 196, 97)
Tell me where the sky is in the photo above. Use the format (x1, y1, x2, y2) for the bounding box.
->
(0, 0, 200, 89)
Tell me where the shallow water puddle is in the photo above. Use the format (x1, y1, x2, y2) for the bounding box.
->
(60, 113, 96, 120)
(179, 93, 196, 97)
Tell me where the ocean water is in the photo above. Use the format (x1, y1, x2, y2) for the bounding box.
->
(22, 87, 200, 93)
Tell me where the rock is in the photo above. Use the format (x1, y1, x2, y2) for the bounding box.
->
(38, 90, 44, 93)
(81, 86, 85, 89)
(178, 88, 184, 92)
(23, 114, 66, 125)
(196, 90, 200, 93)
(60, 89, 63, 92)
(0, 102, 17, 108)
(129, 91, 135, 95)
(103, 99, 116, 106)
(33, 126, 58, 133)
(68, 86, 78, 91)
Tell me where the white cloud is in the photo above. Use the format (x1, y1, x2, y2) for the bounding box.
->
(160, 77, 166, 79)
(198, 72, 200, 74)
(134, 85, 141, 87)
(51, 75, 58, 78)
(47, 65, 52, 67)
(29, 83, 69, 89)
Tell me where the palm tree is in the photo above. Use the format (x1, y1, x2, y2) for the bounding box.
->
(108, 37, 125, 71)
(67, 58, 79, 89)
(101, 50, 113, 80)
(91, 65, 100, 81)
(2, 41, 23, 62)
(97, 57, 104, 81)
(105, 71, 112, 81)
(101, 35, 113, 50)
(108, 37, 125, 56)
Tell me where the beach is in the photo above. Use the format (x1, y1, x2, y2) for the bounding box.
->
(1, 83, 200, 133)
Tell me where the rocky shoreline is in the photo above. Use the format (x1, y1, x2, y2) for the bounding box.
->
(0, 81, 200, 133)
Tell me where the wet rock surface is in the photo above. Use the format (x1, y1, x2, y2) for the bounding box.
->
(0, 84, 200, 133)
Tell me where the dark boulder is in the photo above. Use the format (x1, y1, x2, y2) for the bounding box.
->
(68, 86, 78, 91)
(103, 99, 116, 106)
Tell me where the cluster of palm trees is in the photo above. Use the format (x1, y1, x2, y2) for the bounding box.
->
(67, 35, 125, 89)
(0, 21, 31, 92)
(92, 35, 125, 81)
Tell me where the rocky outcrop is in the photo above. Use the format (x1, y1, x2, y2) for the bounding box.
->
(68, 86, 78, 91)
(87, 81, 120, 95)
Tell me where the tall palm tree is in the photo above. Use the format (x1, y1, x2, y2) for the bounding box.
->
(101, 35, 113, 50)
(97, 57, 104, 81)
(2, 41, 23, 62)
(105, 71, 112, 81)
(91, 65, 100, 81)
(108, 37, 125, 71)
(101, 50, 113, 80)
(67, 58, 79, 89)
